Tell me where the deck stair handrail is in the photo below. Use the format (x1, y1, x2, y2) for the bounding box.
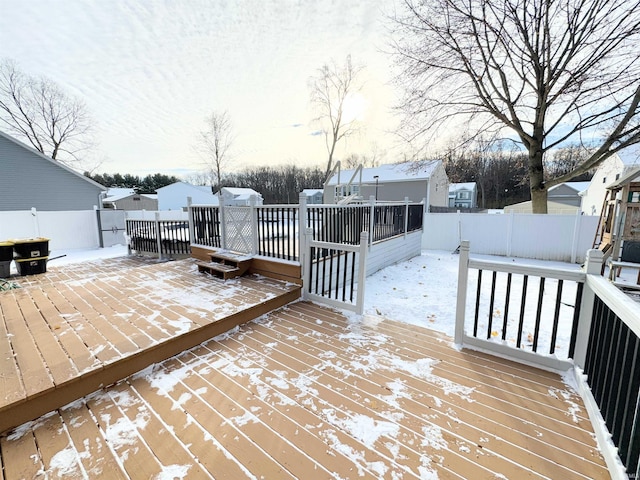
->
(455, 240, 640, 478)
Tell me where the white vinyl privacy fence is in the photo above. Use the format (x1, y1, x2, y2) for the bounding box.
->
(0, 209, 101, 251)
(423, 211, 599, 263)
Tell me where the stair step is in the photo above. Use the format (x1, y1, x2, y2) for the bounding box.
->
(196, 261, 242, 279)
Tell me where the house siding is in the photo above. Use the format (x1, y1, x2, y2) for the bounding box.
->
(106, 195, 158, 211)
(0, 132, 105, 211)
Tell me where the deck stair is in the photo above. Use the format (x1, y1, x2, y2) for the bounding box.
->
(196, 250, 253, 280)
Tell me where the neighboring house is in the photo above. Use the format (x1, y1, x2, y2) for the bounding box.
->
(580, 147, 640, 216)
(301, 189, 324, 204)
(219, 187, 264, 206)
(102, 188, 158, 211)
(547, 181, 590, 208)
(324, 160, 449, 206)
(156, 182, 219, 210)
(0, 130, 105, 211)
(504, 200, 579, 215)
(448, 182, 477, 209)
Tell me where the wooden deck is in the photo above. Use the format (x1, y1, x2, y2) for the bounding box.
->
(0, 258, 609, 480)
(0, 256, 301, 434)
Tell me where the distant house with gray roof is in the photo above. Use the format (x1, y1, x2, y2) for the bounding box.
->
(0, 130, 105, 211)
(323, 160, 449, 206)
(219, 187, 263, 206)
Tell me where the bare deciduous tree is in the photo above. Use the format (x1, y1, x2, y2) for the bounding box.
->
(197, 110, 234, 190)
(309, 55, 365, 177)
(0, 59, 93, 166)
(391, 0, 640, 213)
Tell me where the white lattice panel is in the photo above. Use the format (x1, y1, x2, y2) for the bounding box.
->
(225, 207, 253, 253)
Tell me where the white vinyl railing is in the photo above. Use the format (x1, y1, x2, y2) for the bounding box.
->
(455, 240, 640, 478)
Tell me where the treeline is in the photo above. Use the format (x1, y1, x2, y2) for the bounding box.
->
(189, 165, 326, 204)
(442, 144, 593, 209)
(84, 172, 181, 194)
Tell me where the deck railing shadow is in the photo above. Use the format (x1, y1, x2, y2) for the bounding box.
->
(455, 240, 640, 479)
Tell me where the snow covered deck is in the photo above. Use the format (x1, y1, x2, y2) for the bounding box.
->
(0, 295, 609, 478)
(0, 256, 301, 434)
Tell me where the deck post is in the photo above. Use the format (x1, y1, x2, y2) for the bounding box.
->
(404, 196, 409, 238)
(454, 240, 470, 346)
(187, 196, 195, 248)
(368, 195, 375, 248)
(573, 249, 603, 368)
(155, 212, 163, 260)
(219, 200, 227, 250)
(356, 231, 369, 315)
(299, 193, 307, 262)
(250, 195, 258, 256)
(302, 228, 314, 301)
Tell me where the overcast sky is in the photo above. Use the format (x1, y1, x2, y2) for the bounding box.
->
(0, 0, 405, 178)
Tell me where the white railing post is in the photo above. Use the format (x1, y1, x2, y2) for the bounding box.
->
(299, 193, 308, 262)
(356, 231, 369, 315)
(303, 228, 314, 301)
(187, 196, 194, 247)
(155, 211, 163, 260)
(570, 209, 581, 264)
(573, 248, 603, 368)
(219, 198, 227, 250)
(404, 196, 409, 238)
(454, 240, 470, 346)
(368, 195, 376, 248)
(250, 195, 258, 255)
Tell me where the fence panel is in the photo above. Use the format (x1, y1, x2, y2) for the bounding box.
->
(191, 206, 221, 248)
(126, 218, 191, 257)
(423, 212, 599, 263)
(0, 210, 100, 251)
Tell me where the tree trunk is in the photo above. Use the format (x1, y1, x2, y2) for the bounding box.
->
(529, 144, 547, 214)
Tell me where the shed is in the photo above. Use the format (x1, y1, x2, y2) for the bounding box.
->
(0, 130, 105, 211)
(503, 200, 579, 215)
(102, 189, 159, 210)
(324, 160, 449, 206)
(547, 182, 590, 208)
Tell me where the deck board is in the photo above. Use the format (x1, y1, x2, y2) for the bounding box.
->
(0, 256, 301, 432)
(0, 257, 610, 479)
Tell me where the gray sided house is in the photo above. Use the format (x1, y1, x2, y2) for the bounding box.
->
(0, 130, 105, 211)
(547, 182, 590, 208)
(324, 160, 449, 207)
(448, 182, 478, 209)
